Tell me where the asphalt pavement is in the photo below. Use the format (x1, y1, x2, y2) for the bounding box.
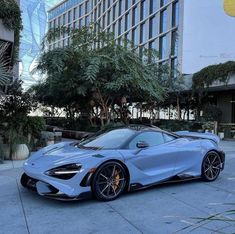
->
(0, 141, 235, 234)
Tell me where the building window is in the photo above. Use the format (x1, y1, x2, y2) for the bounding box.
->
(149, 39, 157, 50)
(79, 4, 85, 17)
(140, 22, 147, 43)
(171, 30, 178, 56)
(149, 15, 158, 38)
(79, 18, 84, 27)
(85, 16, 89, 25)
(63, 14, 66, 25)
(73, 7, 78, 20)
(98, 3, 101, 17)
(73, 21, 78, 29)
(86, 1, 91, 14)
(107, 10, 111, 25)
(125, 12, 131, 31)
(68, 11, 72, 23)
(102, 15, 106, 28)
(127, 31, 131, 40)
(160, 9, 167, 33)
(150, 0, 158, 14)
(132, 6, 139, 26)
(115, 22, 119, 37)
(113, 4, 116, 21)
(58, 16, 62, 27)
(172, 1, 179, 27)
(132, 26, 139, 45)
(160, 0, 168, 7)
(107, 0, 111, 8)
(113, 22, 116, 35)
(119, 0, 123, 15)
(140, 0, 148, 20)
(94, 9, 97, 20)
(102, 1, 106, 13)
(159, 35, 168, 59)
(126, 0, 132, 10)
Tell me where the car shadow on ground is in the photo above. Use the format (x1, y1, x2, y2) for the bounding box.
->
(20, 177, 204, 207)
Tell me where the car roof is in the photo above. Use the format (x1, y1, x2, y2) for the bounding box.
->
(97, 124, 179, 138)
(102, 124, 161, 132)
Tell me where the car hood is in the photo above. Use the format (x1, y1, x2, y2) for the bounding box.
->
(26, 142, 97, 169)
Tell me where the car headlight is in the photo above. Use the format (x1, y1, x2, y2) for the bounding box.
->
(45, 163, 82, 180)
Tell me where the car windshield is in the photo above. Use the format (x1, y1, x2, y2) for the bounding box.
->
(78, 128, 135, 149)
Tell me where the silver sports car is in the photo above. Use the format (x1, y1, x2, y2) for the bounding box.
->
(21, 125, 225, 201)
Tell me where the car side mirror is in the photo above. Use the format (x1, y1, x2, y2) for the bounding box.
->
(136, 141, 149, 149)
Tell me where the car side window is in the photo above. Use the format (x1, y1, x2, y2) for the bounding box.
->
(129, 132, 165, 149)
(163, 133, 177, 142)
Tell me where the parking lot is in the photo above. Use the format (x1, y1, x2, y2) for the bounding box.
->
(0, 141, 235, 234)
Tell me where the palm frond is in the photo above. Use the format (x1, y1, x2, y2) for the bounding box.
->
(0, 42, 12, 86)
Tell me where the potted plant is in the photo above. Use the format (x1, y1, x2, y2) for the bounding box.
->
(0, 80, 43, 161)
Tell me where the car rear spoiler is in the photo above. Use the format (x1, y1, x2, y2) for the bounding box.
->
(175, 131, 220, 144)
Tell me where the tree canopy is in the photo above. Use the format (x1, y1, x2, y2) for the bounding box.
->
(32, 24, 175, 125)
(192, 60, 235, 91)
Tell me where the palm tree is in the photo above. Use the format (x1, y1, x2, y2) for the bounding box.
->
(0, 42, 12, 87)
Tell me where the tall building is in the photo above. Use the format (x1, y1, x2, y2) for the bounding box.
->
(48, 0, 235, 123)
(48, 0, 235, 75)
(48, 0, 181, 73)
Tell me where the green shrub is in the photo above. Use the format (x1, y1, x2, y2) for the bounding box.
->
(202, 105, 222, 122)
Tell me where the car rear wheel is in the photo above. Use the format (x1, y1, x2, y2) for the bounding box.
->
(202, 152, 221, 181)
(92, 161, 127, 201)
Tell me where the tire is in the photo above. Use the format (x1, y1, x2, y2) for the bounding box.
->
(20, 173, 29, 187)
(91, 161, 127, 201)
(202, 151, 221, 182)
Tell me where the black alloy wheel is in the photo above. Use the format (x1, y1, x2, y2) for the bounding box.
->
(202, 152, 221, 181)
(92, 161, 127, 201)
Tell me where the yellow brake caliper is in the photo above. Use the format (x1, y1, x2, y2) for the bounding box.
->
(113, 170, 120, 191)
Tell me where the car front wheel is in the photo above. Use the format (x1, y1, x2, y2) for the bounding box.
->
(91, 161, 127, 201)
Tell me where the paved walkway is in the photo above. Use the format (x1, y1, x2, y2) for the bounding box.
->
(0, 141, 235, 234)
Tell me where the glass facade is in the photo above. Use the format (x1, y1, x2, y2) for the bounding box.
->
(20, 0, 62, 89)
(48, 0, 181, 70)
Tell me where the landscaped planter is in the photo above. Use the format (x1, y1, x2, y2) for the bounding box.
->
(11, 144, 29, 160)
(3, 144, 29, 160)
(218, 132, 225, 139)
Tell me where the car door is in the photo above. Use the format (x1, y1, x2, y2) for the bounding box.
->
(127, 131, 178, 185)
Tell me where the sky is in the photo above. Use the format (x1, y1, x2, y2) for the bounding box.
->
(182, 0, 235, 74)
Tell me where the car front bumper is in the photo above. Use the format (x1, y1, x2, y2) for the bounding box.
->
(21, 173, 92, 201)
(21, 161, 92, 200)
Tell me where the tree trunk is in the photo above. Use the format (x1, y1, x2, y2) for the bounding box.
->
(177, 97, 181, 120)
